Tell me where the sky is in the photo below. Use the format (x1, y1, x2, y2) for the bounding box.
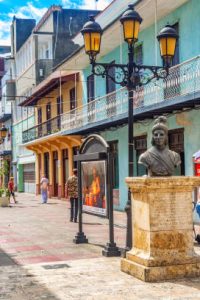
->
(0, 0, 112, 45)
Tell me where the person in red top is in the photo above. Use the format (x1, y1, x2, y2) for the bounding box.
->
(8, 177, 17, 204)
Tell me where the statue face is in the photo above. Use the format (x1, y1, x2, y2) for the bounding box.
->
(153, 129, 166, 148)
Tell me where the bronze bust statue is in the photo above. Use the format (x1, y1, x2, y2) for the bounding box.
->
(138, 116, 181, 176)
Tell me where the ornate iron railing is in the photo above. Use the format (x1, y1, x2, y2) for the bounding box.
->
(22, 115, 61, 143)
(22, 56, 200, 143)
(61, 55, 200, 132)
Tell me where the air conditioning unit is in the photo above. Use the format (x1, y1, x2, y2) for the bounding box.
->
(39, 68, 44, 77)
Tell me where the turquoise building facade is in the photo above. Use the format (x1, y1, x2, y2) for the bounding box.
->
(77, 0, 200, 210)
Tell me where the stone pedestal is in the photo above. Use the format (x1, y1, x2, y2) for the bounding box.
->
(121, 176, 200, 282)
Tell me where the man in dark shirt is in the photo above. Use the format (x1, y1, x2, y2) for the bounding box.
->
(66, 169, 78, 222)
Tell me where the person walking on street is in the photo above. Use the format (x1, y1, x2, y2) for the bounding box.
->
(40, 174, 49, 204)
(66, 169, 78, 222)
(8, 177, 17, 204)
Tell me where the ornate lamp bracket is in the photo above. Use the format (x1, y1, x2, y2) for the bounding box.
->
(91, 61, 169, 89)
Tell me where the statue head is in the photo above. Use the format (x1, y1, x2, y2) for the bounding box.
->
(151, 116, 168, 149)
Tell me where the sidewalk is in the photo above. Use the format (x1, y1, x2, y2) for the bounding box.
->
(0, 193, 126, 266)
(1, 193, 200, 300)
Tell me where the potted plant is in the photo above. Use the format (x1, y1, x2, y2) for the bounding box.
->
(0, 188, 10, 207)
(0, 160, 10, 207)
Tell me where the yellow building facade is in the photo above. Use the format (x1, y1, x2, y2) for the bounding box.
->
(21, 71, 82, 198)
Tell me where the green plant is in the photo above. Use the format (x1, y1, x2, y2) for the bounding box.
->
(0, 160, 9, 177)
(0, 188, 10, 197)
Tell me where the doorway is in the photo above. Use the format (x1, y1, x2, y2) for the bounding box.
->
(53, 151, 58, 196)
(168, 128, 184, 175)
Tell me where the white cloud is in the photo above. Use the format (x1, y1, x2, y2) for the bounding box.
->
(81, 0, 112, 10)
(0, 19, 11, 45)
(61, 0, 112, 10)
(8, 2, 47, 20)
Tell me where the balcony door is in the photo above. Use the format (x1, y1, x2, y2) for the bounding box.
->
(38, 107, 42, 138)
(46, 102, 51, 134)
(106, 62, 116, 117)
(57, 96, 63, 129)
(168, 128, 184, 175)
(63, 149, 69, 187)
(87, 74, 95, 122)
(70, 87, 76, 111)
(44, 152, 49, 180)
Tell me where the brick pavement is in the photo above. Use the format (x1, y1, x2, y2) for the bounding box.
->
(1, 193, 200, 299)
(0, 193, 126, 266)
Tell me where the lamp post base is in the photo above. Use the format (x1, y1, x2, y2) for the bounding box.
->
(102, 242, 121, 257)
(73, 232, 88, 244)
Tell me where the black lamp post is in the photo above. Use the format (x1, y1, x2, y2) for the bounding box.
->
(81, 4, 178, 251)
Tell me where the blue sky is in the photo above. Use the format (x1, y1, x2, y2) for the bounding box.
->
(0, 0, 112, 45)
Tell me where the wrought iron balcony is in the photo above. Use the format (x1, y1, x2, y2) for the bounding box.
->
(61, 55, 200, 133)
(22, 115, 61, 143)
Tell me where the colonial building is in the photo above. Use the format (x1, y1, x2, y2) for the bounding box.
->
(19, 0, 200, 210)
(11, 5, 99, 194)
(0, 48, 13, 187)
(55, 0, 200, 210)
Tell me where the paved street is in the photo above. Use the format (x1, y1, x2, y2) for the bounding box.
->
(1, 193, 200, 299)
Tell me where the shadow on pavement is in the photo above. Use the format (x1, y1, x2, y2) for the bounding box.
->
(0, 247, 61, 300)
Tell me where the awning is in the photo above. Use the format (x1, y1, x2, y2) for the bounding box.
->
(20, 71, 79, 107)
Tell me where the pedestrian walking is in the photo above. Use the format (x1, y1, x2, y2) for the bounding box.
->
(66, 169, 78, 222)
(8, 177, 17, 204)
(40, 174, 49, 204)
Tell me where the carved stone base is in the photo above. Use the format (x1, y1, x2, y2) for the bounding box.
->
(121, 258, 200, 282)
(121, 176, 200, 282)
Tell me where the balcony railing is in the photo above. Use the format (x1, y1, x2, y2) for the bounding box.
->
(61, 55, 200, 132)
(22, 115, 61, 143)
(22, 55, 200, 144)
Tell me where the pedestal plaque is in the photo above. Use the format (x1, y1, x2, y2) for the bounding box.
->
(121, 177, 200, 282)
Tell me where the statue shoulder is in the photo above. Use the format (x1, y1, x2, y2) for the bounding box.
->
(169, 150, 181, 166)
(138, 149, 153, 167)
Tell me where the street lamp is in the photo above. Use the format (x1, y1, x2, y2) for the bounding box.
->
(81, 4, 178, 251)
(0, 125, 8, 140)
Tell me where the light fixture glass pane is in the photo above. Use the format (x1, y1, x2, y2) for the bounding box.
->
(84, 33, 92, 53)
(160, 37, 176, 57)
(91, 32, 101, 53)
(123, 20, 140, 43)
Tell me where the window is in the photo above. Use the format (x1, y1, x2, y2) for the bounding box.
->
(46, 103, 51, 134)
(38, 108, 42, 137)
(87, 74, 95, 102)
(57, 96, 63, 115)
(135, 135, 147, 176)
(134, 44, 143, 65)
(106, 61, 116, 117)
(70, 88, 76, 110)
(168, 128, 184, 175)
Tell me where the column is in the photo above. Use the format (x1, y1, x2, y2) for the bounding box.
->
(68, 147, 73, 176)
(35, 153, 40, 195)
